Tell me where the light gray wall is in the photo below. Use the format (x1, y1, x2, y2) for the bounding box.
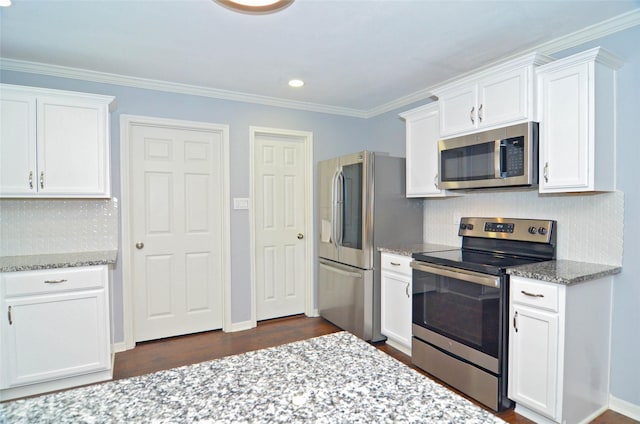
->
(2, 22, 638, 408)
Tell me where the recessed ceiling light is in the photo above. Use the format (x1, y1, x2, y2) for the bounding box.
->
(289, 79, 304, 88)
(216, 0, 293, 14)
(0, 0, 12, 7)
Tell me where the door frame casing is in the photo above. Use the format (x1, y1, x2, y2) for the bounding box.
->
(120, 114, 231, 350)
(249, 126, 315, 327)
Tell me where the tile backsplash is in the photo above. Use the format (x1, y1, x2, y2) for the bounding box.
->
(423, 190, 624, 266)
(0, 198, 119, 256)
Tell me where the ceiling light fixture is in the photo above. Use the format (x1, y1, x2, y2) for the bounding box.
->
(288, 79, 304, 88)
(216, 0, 293, 14)
(0, 0, 12, 7)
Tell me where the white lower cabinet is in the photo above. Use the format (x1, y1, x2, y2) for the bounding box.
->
(0, 265, 112, 401)
(508, 276, 612, 424)
(380, 252, 412, 355)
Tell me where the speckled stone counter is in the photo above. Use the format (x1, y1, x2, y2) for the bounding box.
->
(379, 243, 458, 257)
(0, 332, 505, 424)
(507, 259, 621, 285)
(0, 250, 117, 272)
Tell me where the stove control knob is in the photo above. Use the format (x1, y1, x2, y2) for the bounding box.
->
(460, 224, 467, 230)
(466, 224, 473, 230)
(528, 226, 538, 235)
(538, 227, 547, 235)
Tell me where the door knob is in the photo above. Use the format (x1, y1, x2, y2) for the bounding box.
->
(297, 233, 304, 240)
(136, 242, 144, 249)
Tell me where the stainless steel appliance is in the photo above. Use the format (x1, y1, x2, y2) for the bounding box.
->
(411, 217, 556, 411)
(438, 122, 538, 190)
(318, 151, 423, 342)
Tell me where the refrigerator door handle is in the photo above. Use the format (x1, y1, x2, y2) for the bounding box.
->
(336, 169, 344, 246)
(331, 168, 339, 248)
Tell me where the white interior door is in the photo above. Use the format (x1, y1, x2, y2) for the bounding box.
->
(130, 123, 225, 342)
(252, 128, 312, 321)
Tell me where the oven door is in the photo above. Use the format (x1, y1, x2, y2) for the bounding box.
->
(410, 261, 502, 373)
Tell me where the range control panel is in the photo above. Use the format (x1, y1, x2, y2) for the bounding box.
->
(458, 217, 555, 243)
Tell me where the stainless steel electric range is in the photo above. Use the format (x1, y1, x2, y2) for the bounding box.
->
(410, 217, 556, 411)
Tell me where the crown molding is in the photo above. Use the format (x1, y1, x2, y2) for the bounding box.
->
(1, 8, 638, 119)
(533, 8, 640, 56)
(0, 58, 368, 119)
(368, 8, 640, 117)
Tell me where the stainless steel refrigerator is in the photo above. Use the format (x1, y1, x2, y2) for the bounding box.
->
(318, 151, 423, 341)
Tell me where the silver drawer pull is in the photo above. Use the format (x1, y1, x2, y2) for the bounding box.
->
(521, 290, 544, 298)
(390, 262, 401, 266)
(44, 279, 68, 284)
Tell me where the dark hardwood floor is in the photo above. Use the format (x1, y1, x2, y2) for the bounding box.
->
(114, 315, 636, 424)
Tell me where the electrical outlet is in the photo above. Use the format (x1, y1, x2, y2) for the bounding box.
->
(453, 211, 461, 225)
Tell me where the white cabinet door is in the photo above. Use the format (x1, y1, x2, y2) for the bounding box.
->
(380, 253, 412, 354)
(438, 84, 478, 137)
(508, 304, 559, 420)
(0, 266, 111, 390)
(479, 67, 529, 128)
(2, 290, 110, 388)
(0, 91, 37, 196)
(538, 64, 590, 192)
(37, 95, 110, 196)
(401, 103, 453, 197)
(537, 48, 620, 193)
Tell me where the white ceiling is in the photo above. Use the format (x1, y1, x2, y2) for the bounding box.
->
(1, 0, 639, 117)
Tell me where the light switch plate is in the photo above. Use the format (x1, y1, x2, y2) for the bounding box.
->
(233, 198, 249, 210)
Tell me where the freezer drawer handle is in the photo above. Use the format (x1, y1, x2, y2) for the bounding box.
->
(390, 262, 401, 266)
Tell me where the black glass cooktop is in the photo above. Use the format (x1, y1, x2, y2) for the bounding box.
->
(412, 249, 549, 276)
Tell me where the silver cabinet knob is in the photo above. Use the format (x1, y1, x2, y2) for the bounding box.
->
(136, 242, 144, 249)
(297, 233, 304, 240)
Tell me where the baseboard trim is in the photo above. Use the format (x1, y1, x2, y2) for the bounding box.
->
(228, 320, 256, 332)
(610, 395, 640, 421)
(112, 341, 128, 353)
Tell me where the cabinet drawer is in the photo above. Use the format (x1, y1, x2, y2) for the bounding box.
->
(381, 253, 412, 276)
(2, 266, 107, 297)
(511, 278, 559, 312)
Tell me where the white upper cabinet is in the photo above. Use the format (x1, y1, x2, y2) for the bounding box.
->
(537, 47, 622, 193)
(400, 102, 454, 197)
(433, 53, 551, 139)
(0, 84, 114, 198)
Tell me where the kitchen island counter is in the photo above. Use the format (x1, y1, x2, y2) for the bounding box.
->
(507, 259, 621, 285)
(0, 250, 117, 272)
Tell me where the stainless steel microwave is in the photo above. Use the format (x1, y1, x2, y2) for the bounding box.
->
(438, 122, 538, 190)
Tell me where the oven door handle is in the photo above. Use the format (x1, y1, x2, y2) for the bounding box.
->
(410, 261, 500, 288)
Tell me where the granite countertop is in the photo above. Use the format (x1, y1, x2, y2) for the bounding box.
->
(507, 259, 622, 285)
(0, 331, 504, 423)
(379, 243, 458, 257)
(0, 250, 118, 273)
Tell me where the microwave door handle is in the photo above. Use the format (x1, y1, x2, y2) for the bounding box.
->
(496, 139, 506, 179)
